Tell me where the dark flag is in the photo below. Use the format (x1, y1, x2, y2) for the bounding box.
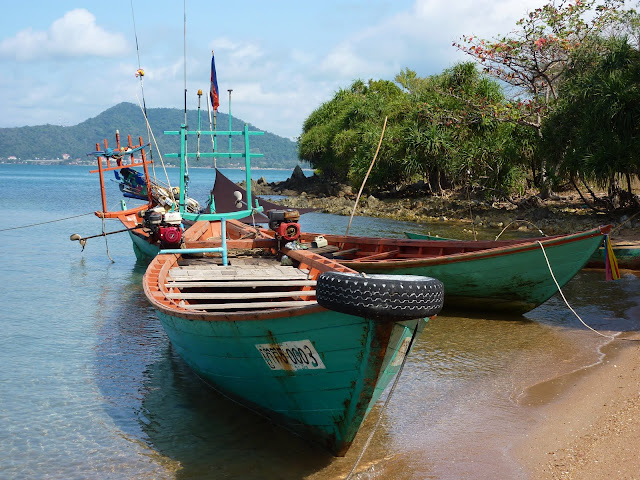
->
(210, 53, 220, 111)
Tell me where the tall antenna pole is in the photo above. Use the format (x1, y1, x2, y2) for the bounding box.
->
(228, 89, 233, 159)
(183, 0, 187, 125)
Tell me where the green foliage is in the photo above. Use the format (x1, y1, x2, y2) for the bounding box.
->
(298, 64, 534, 195)
(298, 79, 404, 184)
(0, 102, 300, 168)
(542, 36, 640, 187)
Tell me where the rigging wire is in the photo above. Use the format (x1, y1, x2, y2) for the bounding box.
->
(0, 212, 96, 232)
(130, 0, 153, 166)
(135, 95, 176, 206)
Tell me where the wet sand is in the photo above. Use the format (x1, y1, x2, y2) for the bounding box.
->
(515, 326, 640, 479)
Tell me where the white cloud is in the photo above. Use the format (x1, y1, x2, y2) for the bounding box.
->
(317, 0, 547, 81)
(0, 9, 128, 61)
(0, 0, 555, 140)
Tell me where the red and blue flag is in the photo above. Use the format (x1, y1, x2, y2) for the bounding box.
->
(210, 53, 220, 111)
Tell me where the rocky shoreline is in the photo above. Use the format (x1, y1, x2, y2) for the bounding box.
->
(245, 168, 640, 241)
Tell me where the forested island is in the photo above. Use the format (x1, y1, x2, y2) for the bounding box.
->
(0, 102, 300, 168)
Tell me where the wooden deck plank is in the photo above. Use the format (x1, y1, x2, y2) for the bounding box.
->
(165, 280, 317, 288)
(168, 274, 311, 282)
(168, 266, 311, 281)
(182, 300, 317, 310)
(166, 290, 316, 300)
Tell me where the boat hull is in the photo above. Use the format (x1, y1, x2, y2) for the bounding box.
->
(406, 231, 640, 271)
(129, 230, 159, 261)
(332, 227, 608, 314)
(156, 308, 426, 455)
(585, 241, 640, 270)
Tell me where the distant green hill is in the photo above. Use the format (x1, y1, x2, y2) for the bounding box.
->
(0, 102, 301, 168)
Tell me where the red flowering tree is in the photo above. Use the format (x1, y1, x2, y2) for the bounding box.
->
(453, 0, 623, 194)
(453, 0, 622, 132)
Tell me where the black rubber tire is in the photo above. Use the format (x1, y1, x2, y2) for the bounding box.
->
(316, 272, 444, 321)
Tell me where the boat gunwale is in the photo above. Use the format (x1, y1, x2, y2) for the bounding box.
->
(336, 225, 611, 269)
(143, 231, 365, 322)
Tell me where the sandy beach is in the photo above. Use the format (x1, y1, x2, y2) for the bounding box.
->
(515, 318, 640, 479)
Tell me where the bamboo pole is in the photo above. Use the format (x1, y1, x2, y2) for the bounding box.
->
(345, 117, 388, 237)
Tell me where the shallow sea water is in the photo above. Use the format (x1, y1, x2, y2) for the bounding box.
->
(1, 164, 638, 479)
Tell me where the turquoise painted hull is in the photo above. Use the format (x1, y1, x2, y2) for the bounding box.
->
(407, 230, 640, 271)
(404, 232, 456, 241)
(586, 243, 640, 270)
(341, 229, 606, 313)
(156, 308, 426, 455)
(128, 230, 159, 262)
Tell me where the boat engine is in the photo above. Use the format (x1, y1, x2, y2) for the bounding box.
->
(139, 208, 183, 248)
(268, 209, 301, 241)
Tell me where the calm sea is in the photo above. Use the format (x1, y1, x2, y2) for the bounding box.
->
(1, 164, 638, 480)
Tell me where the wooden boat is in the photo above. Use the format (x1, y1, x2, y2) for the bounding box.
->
(295, 226, 611, 314)
(404, 232, 457, 241)
(142, 123, 444, 455)
(81, 129, 312, 262)
(585, 239, 640, 270)
(80, 131, 192, 261)
(406, 231, 639, 270)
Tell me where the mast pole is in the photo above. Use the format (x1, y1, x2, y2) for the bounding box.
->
(228, 89, 233, 160)
(183, 0, 187, 125)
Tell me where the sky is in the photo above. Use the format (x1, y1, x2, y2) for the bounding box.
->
(0, 0, 546, 140)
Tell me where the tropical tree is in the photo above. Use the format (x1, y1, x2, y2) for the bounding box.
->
(541, 35, 640, 210)
(298, 63, 539, 196)
(298, 79, 405, 185)
(454, 0, 624, 193)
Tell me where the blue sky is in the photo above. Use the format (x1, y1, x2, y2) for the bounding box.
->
(0, 0, 544, 139)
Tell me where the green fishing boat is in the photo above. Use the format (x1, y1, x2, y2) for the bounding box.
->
(296, 226, 610, 314)
(404, 232, 456, 241)
(142, 121, 444, 455)
(406, 231, 639, 270)
(585, 239, 640, 270)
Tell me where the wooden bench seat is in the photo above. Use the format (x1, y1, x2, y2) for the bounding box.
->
(168, 265, 311, 281)
(166, 290, 317, 300)
(181, 300, 317, 311)
(165, 264, 317, 312)
(165, 279, 317, 288)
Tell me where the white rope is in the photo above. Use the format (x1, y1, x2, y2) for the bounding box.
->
(495, 220, 545, 240)
(537, 241, 613, 339)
